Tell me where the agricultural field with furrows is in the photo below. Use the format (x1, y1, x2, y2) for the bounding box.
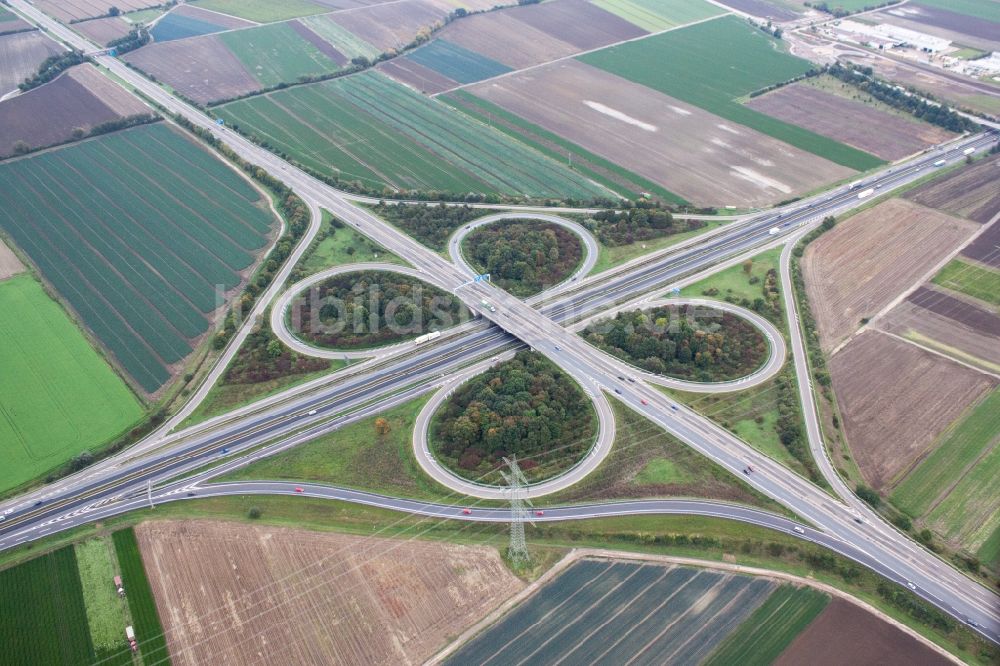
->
(0, 274, 143, 494)
(149, 4, 255, 42)
(893, 389, 1000, 565)
(447, 560, 776, 664)
(905, 153, 1000, 225)
(219, 21, 341, 88)
(714, 0, 801, 21)
(75, 538, 132, 661)
(73, 17, 131, 46)
(579, 15, 883, 171)
(932, 260, 1000, 306)
(0, 64, 151, 158)
(0, 546, 95, 665)
(0, 124, 276, 393)
(136, 520, 523, 666)
(704, 585, 829, 665)
(34, 0, 159, 23)
(217, 72, 609, 199)
(0, 4, 31, 34)
(113, 528, 169, 666)
(0, 30, 64, 97)
(189, 0, 332, 22)
(404, 39, 511, 85)
(592, 0, 725, 31)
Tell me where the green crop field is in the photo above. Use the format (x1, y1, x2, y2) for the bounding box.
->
(0, 124, 276, 392)
(191, 0, 328, 22)
(926, 438, 1000, 557)
(299, 14, 381, 61)
(113, 529, 169, 666)
(893, 389, 1000, 517)
(220, 22, 340, 88)
(932, 258, 1000, 306)
(592, 0, 725, 31)
(705, 585, 829, 665)
(0, 275, 143, 494)
(579, 16, 883, 171)
(447, 561, 774, 664)
(75, 538, 132, 661)
(406, 39, 511, 84)
(0, 546, 95, 665)
(216, 72, 610, 199)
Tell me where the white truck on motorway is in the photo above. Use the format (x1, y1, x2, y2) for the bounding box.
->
(963, 146, 976, 155)
(857, 187, 875, 199)
(933, 159, 946, 167)
(480, 299, 496, 313)
(768, 227, 781, 236)
(413, 331, 441, 344)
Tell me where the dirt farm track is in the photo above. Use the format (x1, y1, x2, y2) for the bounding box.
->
(135, 521, 524, 666)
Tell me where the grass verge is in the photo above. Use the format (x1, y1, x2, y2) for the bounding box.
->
(112, 528, 169, 666)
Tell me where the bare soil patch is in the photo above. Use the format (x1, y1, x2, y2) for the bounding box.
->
(124, 34, 259, 104)
(73, 16, 131, 46)
(909, 285, 1000, 336)
(775, 598, 952, 666)
(878, 299, 1000, 371)
(963, 222, 1000, 268)
(508, 0, 646, 50)
(830, 330, 995, 489)
(136, 520, 524, 666)
(802, 198, 977, 351)
(905, 153, 1000, 225)
(0, 30, 64, 97)
(746, 83, 953, 161)
(468, 60, 852, 207)
(0, 64, 148, 157)
(436, 9, 581, 70)
(0, 238, 25, 280)
(378, 58, 456, 94)
(35, 0, 159, 23)
(331, 0, 448, 52)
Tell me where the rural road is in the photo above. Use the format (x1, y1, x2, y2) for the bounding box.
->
(6, 0, 1000, 643)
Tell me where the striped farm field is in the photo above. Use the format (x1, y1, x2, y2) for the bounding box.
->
(217, 72, 609, 199)
(592, 0, 725, 31)
(446, 560, 775, 664)
(405, 39, 511, 84)
(0, 546, 95, 666)
(0, 124, 276, 393)
(579, 15, 883, 171)
(704, 585, 829, 665)
(219, 21, 340, 88)
(0, 275, 142, 494)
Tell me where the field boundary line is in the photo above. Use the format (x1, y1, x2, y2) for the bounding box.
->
(429, 11, 730, 98)
(875, 329, 1000, 380)
(828, 207, 999, 358)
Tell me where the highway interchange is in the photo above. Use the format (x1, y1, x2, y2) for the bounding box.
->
(5, 0, 1000, 646)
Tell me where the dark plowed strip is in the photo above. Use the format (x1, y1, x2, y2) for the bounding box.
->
(288, 20, 348, 67)
(962, 223, 1000, 268)
(908, 285, 1000, 336)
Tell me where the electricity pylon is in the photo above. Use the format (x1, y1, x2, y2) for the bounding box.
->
(501, 456, 534, 565)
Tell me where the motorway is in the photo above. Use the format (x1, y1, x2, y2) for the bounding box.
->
(6, 0, 1000, 644)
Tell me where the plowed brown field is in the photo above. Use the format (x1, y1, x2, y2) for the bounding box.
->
(775, 598, 952, 666)
(802, 198, 977, 351)
(136, 520, 524, 666)
(878, 299, 1000, 372)
(73, 16, 131, 46)
(747, 83, 953, 161)
(829, 331, 995, 489)
(0, 30, 63, 96)
(905, 153, 1000, 224)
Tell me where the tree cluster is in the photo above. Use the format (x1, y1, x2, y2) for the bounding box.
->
(582, 306, 767, 382)
(433, 352, 594, 480)
(19, 50, 86, 91)
(106, 27, 150, 55)
(292, 270, 467, 349)
(223, 326, 328, 385)
(828, 63, 976, 133)
(372, 202, 482, 250)
(582, 205, 702, 247)
(465, 222, 582, 296)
